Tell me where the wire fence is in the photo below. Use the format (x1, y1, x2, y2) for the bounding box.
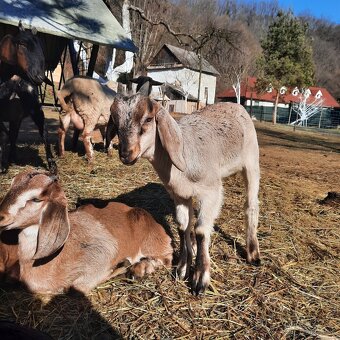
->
(245, 105, 340, 130)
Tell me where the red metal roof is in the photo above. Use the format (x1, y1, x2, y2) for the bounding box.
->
(217, 77, 340, 108)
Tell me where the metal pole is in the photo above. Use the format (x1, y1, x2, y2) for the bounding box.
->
(318, 108, 323, 128)
(87, 44, 99, 77)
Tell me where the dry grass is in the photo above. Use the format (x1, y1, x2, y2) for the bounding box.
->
(0, 114, 339, 339)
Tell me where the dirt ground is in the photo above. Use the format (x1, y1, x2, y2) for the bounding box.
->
(0, 109, 339, 339)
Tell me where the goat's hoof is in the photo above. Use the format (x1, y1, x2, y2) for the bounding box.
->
(247, 257, 261, 267)
(246, 247, 261, 266)
(191, 270, 210, 296)
(48, 161, 58, 175)
(107, 149, 114, 157)
(1, 168, 8, 174)
(176, 263, 189, 280)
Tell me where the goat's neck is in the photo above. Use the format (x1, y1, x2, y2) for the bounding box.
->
(148, 134, 175, 186)
(18, 225, 39, 263)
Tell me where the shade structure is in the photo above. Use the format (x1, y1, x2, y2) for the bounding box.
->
(0, 0, 137, 51)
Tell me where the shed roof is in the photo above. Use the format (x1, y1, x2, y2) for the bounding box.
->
(0, 0, 137, 51)
(149, 44, 219, 76)
(217, 77, 340, 108)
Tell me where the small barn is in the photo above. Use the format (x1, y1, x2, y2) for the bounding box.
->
(0, 0, 137, 105)
(147, 44, 219, 114)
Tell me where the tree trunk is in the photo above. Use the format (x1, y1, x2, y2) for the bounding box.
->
(273, 90, 279, 124)
(196, 48, 202, 110)
(105, 0, 134, 81)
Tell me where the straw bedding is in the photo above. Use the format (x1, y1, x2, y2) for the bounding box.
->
(0, 115, 339, 339)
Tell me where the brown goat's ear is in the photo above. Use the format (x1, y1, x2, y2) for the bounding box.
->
(0, 35, 17, 65)
(156, 106, 186, 172)
(33, 186, 70, 260)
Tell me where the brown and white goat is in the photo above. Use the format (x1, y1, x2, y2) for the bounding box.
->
(110, 87, 260, 295)
(0, 170, 172, 294)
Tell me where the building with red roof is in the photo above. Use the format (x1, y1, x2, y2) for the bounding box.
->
(217, 77, 340, 128)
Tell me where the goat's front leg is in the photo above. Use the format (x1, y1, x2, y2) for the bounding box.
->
(8, 120, 21, 164)
(192, 186, 223, 295)
(106, 116, 117, 157)
(31, 107, 56, 173)
(175, 197, 193, 280)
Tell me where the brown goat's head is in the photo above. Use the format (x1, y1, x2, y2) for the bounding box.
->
(110, 90, 186, 171)
(0, 22, 46, 85)
(0, 170, 70, 260)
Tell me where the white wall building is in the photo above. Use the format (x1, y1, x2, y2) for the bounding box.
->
(147, 44, 219, 113)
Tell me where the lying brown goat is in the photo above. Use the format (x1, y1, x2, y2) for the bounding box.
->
(0, 170, 172, 294)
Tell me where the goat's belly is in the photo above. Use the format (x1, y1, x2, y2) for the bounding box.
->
(70, 112, 84, 130)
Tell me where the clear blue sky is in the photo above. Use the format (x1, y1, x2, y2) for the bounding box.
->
(239, 0, 340, 24)
(277, 0, 340, 23)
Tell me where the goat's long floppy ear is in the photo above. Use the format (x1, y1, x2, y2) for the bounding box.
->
(33, 184, 70, 260)
(0, 35, 17, 65)
(138, 81, 151, 96)
(155, 105, 186, 172)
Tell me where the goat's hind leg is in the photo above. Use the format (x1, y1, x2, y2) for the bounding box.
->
(31, 105, 56, 173)
(243, 163, 260, 265)
(192, 186, 223, 295)
(175, 197, 194, 280)
(128, 256, 171, 279)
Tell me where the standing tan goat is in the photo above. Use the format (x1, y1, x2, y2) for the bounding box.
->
(0, 170, 172, 294)
(57, 76, 117, 163)
(110, 88, 260, 295)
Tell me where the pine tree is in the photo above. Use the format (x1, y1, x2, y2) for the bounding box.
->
(257, 11, 315, 124)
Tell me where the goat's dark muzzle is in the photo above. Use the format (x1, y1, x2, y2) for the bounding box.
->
(119, 148, 138, 166)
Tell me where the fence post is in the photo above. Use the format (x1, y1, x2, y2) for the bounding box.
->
(288, 102, 292, 124)
(318, 108, 323, 129)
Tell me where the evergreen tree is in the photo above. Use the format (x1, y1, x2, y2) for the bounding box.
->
(257, 11, 315, 124)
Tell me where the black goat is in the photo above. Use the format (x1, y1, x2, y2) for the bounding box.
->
(131, 76, 163, 95)
(0, 22, 55, 173)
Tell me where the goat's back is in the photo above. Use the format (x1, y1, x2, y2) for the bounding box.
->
(76, 202, 172, 262)
(61, 76, 116, 103)
(178, 102, 258, 178)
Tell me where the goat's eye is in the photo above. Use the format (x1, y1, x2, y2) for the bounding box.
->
(32, 198, 42, 203)
(145, 117, 153, 123)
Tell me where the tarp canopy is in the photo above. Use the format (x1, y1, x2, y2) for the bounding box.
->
(0, 0, 137, 52)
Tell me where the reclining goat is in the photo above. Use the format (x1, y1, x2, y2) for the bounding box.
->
(0, 170, 173, 294)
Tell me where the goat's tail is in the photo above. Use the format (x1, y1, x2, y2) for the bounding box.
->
(57, 86, 73, 112)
